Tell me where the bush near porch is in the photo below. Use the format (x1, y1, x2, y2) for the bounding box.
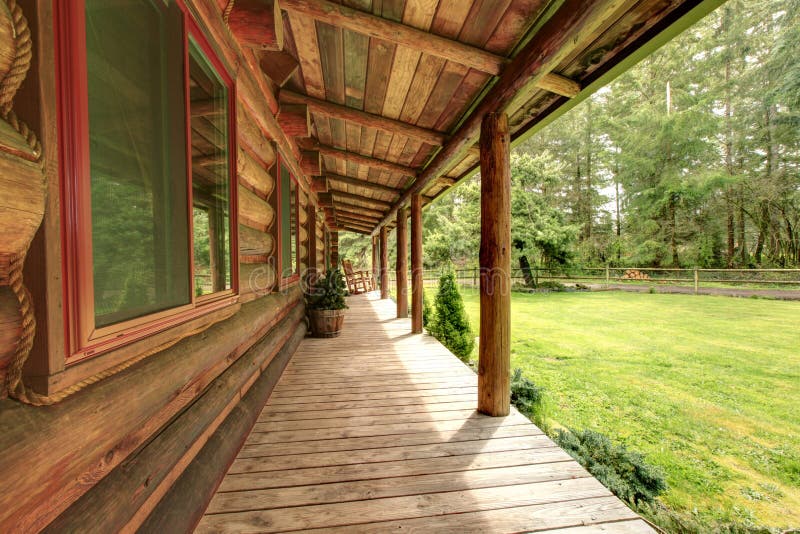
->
(453, 288, 800, 531)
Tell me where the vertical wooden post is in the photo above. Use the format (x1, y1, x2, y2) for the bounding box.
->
(694, 267, 699, 294)
(396, 207, 408, 318)
(331, 231, 339, 268)
(307, 205, 317, 275)
(478, 112, 511, 417)
(380, 226, 389, 299)
(411, 194, 423, 333)
(372, 236, 379, 291)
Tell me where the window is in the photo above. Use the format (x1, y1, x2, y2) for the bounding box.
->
(58, 0, 237, 361)
(279, 161, 298, 280)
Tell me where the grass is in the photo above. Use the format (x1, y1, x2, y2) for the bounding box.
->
(450, 288, 800, 529)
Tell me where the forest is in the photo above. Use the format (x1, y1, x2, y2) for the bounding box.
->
(341, 0, 800, 272)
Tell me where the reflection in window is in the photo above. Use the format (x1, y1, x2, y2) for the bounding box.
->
(86, 0, 189, 327)
(189, 39, 231, 296)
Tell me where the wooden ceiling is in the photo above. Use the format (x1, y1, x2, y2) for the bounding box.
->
(265, 0, 718, 235)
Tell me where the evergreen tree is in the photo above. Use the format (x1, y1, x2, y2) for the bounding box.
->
(427, 270, 474, 360)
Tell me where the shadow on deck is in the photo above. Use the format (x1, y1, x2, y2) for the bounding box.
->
(197, 293, 654, 533)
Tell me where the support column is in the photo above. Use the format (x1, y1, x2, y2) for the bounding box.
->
(396, 207, 408, 318)
(380, 226, 389, 299)
(307, 205, 317, 275)
(372, 236, 378, 291)
(330, 231, 339, 269)
(478, 112, 511, 417)
(411, 194, 423, 333)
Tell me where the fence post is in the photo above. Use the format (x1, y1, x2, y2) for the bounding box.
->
(694, 268, 699, 295)
(605, 265, 610, 288)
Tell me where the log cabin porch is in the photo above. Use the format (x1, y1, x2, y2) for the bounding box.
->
(198, 293, 655, 533)
(0, 0, 727, 530)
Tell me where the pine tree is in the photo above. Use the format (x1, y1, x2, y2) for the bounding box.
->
(427, 270, 474, 360)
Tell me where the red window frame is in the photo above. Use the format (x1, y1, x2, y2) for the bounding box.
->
(55, 0, 239, 363)
(276, 152, 301, 286)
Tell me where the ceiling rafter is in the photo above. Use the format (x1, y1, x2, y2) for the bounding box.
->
(328, 201, 386, 219)
(300, 139, 418, 177)
(326, 173, 402, 197)
(330, 190, 392, 210)
(280, 90, 446, 146)
(280, 0, 581, 98)
(372, 0, 629, 234)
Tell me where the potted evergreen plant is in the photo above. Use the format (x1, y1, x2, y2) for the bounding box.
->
(306, 268, 348, 337)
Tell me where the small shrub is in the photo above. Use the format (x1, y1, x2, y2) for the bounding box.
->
(554, 428, 667, 505)
(306, 269, 348, 310)
(510, 368, 550, 431)
(428, 270, 474, 360)
(510, 368, 544, 414)
(635, 502, 779, 534)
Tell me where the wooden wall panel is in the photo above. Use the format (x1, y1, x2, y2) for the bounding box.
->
(0, 289, 302, 532)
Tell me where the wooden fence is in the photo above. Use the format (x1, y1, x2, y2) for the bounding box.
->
(379, 267, 800, 294)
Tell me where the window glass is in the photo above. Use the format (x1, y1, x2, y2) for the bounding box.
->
(189, 39, 231, 296)
(280, 164, 297, 278)
(86, 0, 190, 327)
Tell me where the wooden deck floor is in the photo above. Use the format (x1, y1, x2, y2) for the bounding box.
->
(197, 293, 655, 533)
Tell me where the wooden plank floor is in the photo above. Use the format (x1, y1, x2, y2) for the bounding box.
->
(197, 293, 655, 533)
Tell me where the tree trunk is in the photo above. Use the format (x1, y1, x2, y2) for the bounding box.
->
(519, 255, 534, 287)
(669, 194, 679, 266)
(738, 184, 748, 265)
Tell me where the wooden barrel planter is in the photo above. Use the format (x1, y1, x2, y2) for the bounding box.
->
(308, 309, 345, 338)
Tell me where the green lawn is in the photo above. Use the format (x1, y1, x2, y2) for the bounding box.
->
(453, 289, 800, 529)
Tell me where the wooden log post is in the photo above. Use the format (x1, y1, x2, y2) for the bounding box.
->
(396, 208, 408, 318)
(478, 112, 511, 417)
(307, 204, 317, 275)
(411, 194, 423, 333)
(372, 236, 379, 291)
(330, 231, 339, 268)
(380, 226, 389, 299)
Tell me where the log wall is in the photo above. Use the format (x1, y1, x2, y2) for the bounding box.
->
(0, 0, 326, 529)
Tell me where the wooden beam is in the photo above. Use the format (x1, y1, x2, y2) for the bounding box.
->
(335, 210, 380, 223)
(478, 112, 511, 418)
(281, 0, 579, 97)
(277, 103, 311, 137)
(229, 0, 284, 51)
(396, 207, 408, 319)
(373, 0, 622, 234)
(330, 190, 392, 210)
(310, 176, 328, 193)
(282, 0, 502, 74)
(379, 226, 389, 299)
(411, 193, 423, 334)
(259, 50, 300, 87)
(339, 225, 371, 235)
(311, 141, 417, 177)
(300, 150, 321, 176)
(337, 218, 373, 231)
(280, 90, 446, 146)
(332, 202, 385, 218)
(536, 72, 581, 98)
(325, 173, 402, 197)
